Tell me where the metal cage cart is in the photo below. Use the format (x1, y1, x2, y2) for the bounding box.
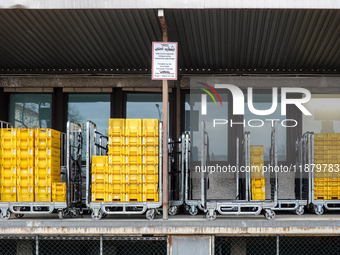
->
(199, 120, 278, 221)
(271, 126, 307, 215)
(0, 121, 81, 220)
(300, 132, 340, 215)
(86, 120, 163, 220)
(168, 134, 185, 216)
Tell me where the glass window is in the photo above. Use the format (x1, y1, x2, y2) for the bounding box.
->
(244, 93, 287, 161)
(303, 94, 340, 133)
(185, 92, 228, 161)
(9, 94, 52, 129)
(68, 94, 110, 136)
(126, 93, 163, 119)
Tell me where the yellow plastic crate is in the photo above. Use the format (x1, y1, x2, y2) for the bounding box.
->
(314, 178, 328, 186)
(35, 157, 60, 168)
(18, 167, 34, 177)
(107, 174, 126, 184)
(35, 167, 60, 176)
(108, 136, 125, 146)
(35, 138, 60, 149)
(109, 156, 125, 165)
(35, 175, 60, 187)
(92, 156, 109, 165)
(111, 184, 126, 194)
(142, 146, 159, 156)
(314, 172, 328, 178)
(91, 192, 105, 202)
(143, 175, 159, 184)
(126, 155, 142, 165)
(250, 145, 264, 155)
(328, 155, 340, 164)
(92, 173, 105, 183)
(17, 148, 34, 167)
(250, 155, 263, 165)
(91, 183, 107, 193)
(144, 165, 159, 175)
(126, 137, 142, 146)
(142, 137, 159, 146)
(108, 164, 125, 175)
(17, 176, 34, 187)
(35, 187, 52, 202)
(17, 186, 34, 202)
(314, 133, 328, 141)
(142, 119, 159, 137)
(126, 146, 142, 156)
(328, 187, 340, 200)
(315, 154, 327, 162)
(1, 138, 16, 149)
(106, 193, 125, 202)
(126, 184, 143, 194)
(250, 171, 264, 179)
(124, 193, 143, 202)
(314, 140, 328, 146)
(143, 155, 159, 165)
(252, 186, 266, 200)
(1, 148, 16, 161)
(108, 145, 126, 156)
(108, 118, 125, 137)
(1, 186, 17, 202)
(126, 164, 143, 175)
(1, 176, 16, 186)
(143, 193, 159, 202)
(52, 182, 66, 202)
(328, 133, 340, 141)
(143, 183, 158, 194)
(1, 128, 17, 140)
(126, 174, 143, 184)
(35, 129, 61, 140)
(1, 166, 16, 177)
(92, 162, 109, 174)
(125, 119, 142, 137)
(17, 129, 35, 148)
(35, 147, 60, 158)
(251, 178, 265, 188)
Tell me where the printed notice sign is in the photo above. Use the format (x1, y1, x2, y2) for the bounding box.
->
(152, 42, 178, 80)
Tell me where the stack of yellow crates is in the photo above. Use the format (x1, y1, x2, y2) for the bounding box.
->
(314, 133, 340, 200)
(142, 119, 159, 202)
(91, 156, 109, 202)
(92, 119, 159, 203)
(0, 128, 17, 202)
(250, 145, 265, 200)
(35, 129, 61, 202)
(17, 129, 35, 202)
(52, 182, 67, 202)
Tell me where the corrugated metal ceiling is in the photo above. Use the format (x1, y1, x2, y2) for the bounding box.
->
(0, 9, 339, 73)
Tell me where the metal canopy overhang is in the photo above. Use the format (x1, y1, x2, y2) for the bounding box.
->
(0, 8, 339, 75)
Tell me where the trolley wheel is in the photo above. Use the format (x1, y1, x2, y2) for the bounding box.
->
(189, 207, 198, 216)
(69, 210, 80, 218)
(168, 206, 178, 216)
(206, 211, 217, 221)
(58, 210, 63, 220)
(146, 209, 155, 220)
(91, 211, 102, 220)
(1, 210, 11, 220)
(314, 205, 324, 215)
(14, 214, 24, 219)
(264, 210, 275, 220)
(294, 206, 304, 216)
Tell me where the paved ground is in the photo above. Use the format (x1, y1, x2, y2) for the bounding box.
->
(1, 210, 340, 236)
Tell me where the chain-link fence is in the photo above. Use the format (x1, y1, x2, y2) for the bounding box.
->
(215, 236, 340, 255)
(0, 236, 167, 255)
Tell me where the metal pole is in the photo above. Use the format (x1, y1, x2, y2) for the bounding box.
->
(159, 9, 169, 220)
(35, 236, 39, 255)
(276, 235, 279, 255)
(100, 235, 103, 255)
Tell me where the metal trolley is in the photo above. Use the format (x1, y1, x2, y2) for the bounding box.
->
(0, 121, 82, 220)
(299, 132, 340, 215)
(168, 134, 185, 216)
(198, 120, 278, 220)
(86, 120, 163, 220)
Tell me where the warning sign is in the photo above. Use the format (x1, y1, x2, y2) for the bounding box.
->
(152, 42, 178, 80)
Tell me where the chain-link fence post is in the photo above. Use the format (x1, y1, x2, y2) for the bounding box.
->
(36, 235, 39, 255)
(100, 235, 103, 255)
(211, 235, 215, 255)
(277, 235, 280, 255)
(167, 235, 171, 255)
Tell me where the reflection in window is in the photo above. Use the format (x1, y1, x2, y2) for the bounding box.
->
(186, 92, 228, 161)
(9, 94, 52, 129)
(126, 93, 163, 119)
(303, 95, 340, 133)
(244, 93, 286, 161)
(68, 94, 110, 160)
